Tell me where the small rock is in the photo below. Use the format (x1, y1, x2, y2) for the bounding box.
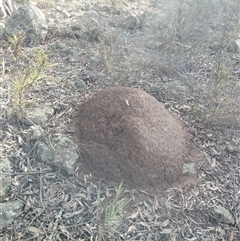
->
(213, 205, 235, 224)
(0, 23, 4, 39)
(48, 25, 75, 38)
(72, 78, 87, 89)
(164, 80, 188, 96)
(36, 134, 79, 175)
(23, 107, 54, 126)
(162, 76, 169, 83)
(51, 40, 78, 58)
(70, 11, 102, 41)
(30, 125, 44, 140)
(227, 40, 239, 53)
(0, 200, 24, 230)
(100, 5, 120, 15)
(52, 40, 69, 52)
(209, 42, 220, 51)
(182, 163, 196, 175)
(4, 4, 48, 46)
(0, 158, 12, 197)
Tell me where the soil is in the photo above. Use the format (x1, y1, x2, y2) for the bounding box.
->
(74, 86, 204, 192)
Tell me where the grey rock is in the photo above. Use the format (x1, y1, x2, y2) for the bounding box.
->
(182, 163, 196, 175)
(162, 76, 169, 83)
(208, 40, 239, 53)
(0, 200, 24, 230)
(100, 5, 120, 15)
(0, 158, 12, 197)
(209, 42, 220, 51)
(30, 125, 44, 140)
(144, 40, 163, 50)
(52, 40, 69, 52)
(36, 134, 79, 175)
(226, 143, 239, 153)
(164, 80, 188, 93)
(4, 4, 48, 46)
(227, 40, 239, 53)
(70, 11, 102, 41)
(24, 106, 54, 126)
(72, 78, 87, 89)
(142, 82, 161, 92)
(213, 205, 235, 224)
(0, 23, 4, 39)
(148, 83, 161, 92)
(48, 25, 75, 39)
(51, 40, 78, 59)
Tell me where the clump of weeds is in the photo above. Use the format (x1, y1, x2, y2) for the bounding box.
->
(4, 31, 57, 108)
(12, 49, 57, 107)
(96, 182, 130, 239)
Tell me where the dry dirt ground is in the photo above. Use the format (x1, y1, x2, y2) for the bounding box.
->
(0, 0, 240, 240)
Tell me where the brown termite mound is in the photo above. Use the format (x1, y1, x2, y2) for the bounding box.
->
(74, 86, 203, 191)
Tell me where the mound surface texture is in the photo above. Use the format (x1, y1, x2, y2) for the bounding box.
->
(74, 87, 201, 189)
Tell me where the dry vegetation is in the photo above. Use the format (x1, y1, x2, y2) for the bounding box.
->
(0, 0, 240, 240)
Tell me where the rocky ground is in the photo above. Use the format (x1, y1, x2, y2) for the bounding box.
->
(0, 0, 240, 240)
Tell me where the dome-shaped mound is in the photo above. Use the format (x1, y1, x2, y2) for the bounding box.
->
(74, 86, 202, 190)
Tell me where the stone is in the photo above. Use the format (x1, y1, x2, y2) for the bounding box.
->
(165, 80, 188, 92)
(4, 4, 48, 46)
(0, 158, 12, 197)
(36, 134, 79, 175)
(30, 125, 44, 140)
(0, 200, 24, 230)
(70, 11, 102, 41)
(47, 25, 75, 39)
(182, 163, 196, 175)
(23, 106, 54, 126)
(74, 86, 204, 190)
(227, 40, 239, 53)
(213, 205, 235, 224)
(0, 23, 4, 39)
(100, 5, 120, 15)
(72, 78, 87, 89)
(51, 40, 78, 59)
(209, 42, 220, 51)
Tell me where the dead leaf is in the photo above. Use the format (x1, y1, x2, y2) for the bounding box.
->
(27, 226, 42, 235)
(161, 219, 169, 227)
(160, 228, 173, 234)
(185, 237, 198, 241)
(139, 222, 151, 230)
(230, 230, 234, 241)
(179, 105, 192, 112)
(129, 209, 140, 219)
(127, 225, 136, 233)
